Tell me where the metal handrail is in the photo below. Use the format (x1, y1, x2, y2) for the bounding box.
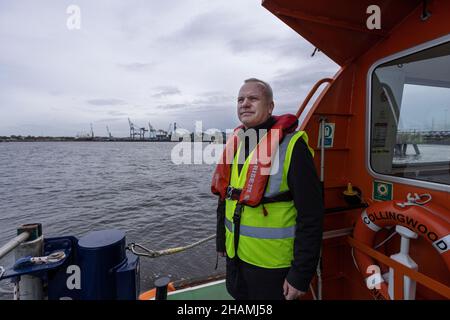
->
(0, 232, 30, 261)
(347, 236, 450, 299)
(295, 78, 334, 118)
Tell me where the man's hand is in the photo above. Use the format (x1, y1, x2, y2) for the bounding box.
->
(283, 279, 306, 300)
(217, 251, 226, 257)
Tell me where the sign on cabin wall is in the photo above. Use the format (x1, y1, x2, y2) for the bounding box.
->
(373, 180, 393, 201)
(317, 122, 335, 148)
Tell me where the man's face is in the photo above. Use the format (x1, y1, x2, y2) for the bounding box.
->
(237, 82, 274, 128)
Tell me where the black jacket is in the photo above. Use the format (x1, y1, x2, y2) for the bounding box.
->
(216, 116, 324, 292)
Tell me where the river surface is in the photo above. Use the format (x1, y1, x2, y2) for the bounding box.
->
(0, 141, 223, 299)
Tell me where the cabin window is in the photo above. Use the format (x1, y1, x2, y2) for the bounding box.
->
(370, 41, 450, 185)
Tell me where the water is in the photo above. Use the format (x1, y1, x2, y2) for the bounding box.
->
(0, 142, 224, 299)
(393, 144, 450, 164)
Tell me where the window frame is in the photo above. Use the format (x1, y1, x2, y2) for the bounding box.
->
(366, 34, 450, 192)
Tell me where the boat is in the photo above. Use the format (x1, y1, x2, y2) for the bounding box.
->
(1, 0, 449, 300)
(142, 0, 450, 300)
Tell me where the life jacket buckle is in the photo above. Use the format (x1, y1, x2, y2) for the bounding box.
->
(226, 186, 240, 200)
(226, 186, 235, 200)
(226, 186, 242, 201)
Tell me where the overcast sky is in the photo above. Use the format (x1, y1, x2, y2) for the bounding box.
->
(0, 0, 338, 137)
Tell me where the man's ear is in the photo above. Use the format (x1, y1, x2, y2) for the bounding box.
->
(269, 101, 275, 115)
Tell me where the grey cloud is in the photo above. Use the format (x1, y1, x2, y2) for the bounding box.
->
(228, 36, 275, 53)
(163, 7, 316, 60)
(87, 99, 127, 106)
(156, 91, 233, 112)
(97, 117, 124, 123)
(156, 104, 186, 110)
(49, 90, 63, 96)
(151, 86, 181, 98)
(162, 11, 239, 45)
(156, 101, 229, 112)
(276, 41, 318, 58)
(228, 35, 315, 59)
(272, 63, 337, 93)
(107, 110, 128, 116)
(192, 94, 234, 105)
(203, 91, 227, 97)
(190, 104, 231, 114)
(118, 62, 153, 72)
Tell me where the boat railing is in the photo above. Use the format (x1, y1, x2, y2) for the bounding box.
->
(295, 77, 334, 131)
(347, 236, 450, 300)
(0, 232, 30, 261)
(295, 77, 333, 118)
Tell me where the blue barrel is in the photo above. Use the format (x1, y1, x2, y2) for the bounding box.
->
(77, 230, 126, 300)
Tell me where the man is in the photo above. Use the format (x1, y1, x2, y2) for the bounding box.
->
(211, 78, 324, 300)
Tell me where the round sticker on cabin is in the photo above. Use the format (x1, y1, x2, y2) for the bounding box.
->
(377, 184, 388, 195)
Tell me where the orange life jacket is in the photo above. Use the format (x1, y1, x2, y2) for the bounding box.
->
(211, 114, 298, 207)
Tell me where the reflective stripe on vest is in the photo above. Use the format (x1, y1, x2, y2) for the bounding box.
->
(225, 218, 295, 239)
(264, 132, 295, 198)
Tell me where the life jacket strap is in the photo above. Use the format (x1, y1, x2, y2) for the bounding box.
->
(262, 192, 293, 204)
(226, 186, 293, 204)
(232, 204, 243, 259)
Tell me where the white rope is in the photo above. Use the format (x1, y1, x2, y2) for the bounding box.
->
(374, 231, 397, 249)
(352, 230, 397, 273)
(397, 193, 432, 207)
(351, 248, 359, 272)
(13, 251, 66, 269)
(309, 284, 317, 300)
(415, 193, 432, 205)
(128, 234, 216, 258)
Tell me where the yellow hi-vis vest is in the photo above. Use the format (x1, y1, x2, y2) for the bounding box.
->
(225, 131, 313, 268)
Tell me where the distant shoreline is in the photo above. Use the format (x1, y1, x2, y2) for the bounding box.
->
(0, 136, 224, 143)
(0, 136, 172, 142)
(1, 135, 447, 145)
(0, 139, 178, 142)
(0, 133, 227, 143)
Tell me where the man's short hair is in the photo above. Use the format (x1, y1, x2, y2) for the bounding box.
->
(244, 78, 273, 102)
